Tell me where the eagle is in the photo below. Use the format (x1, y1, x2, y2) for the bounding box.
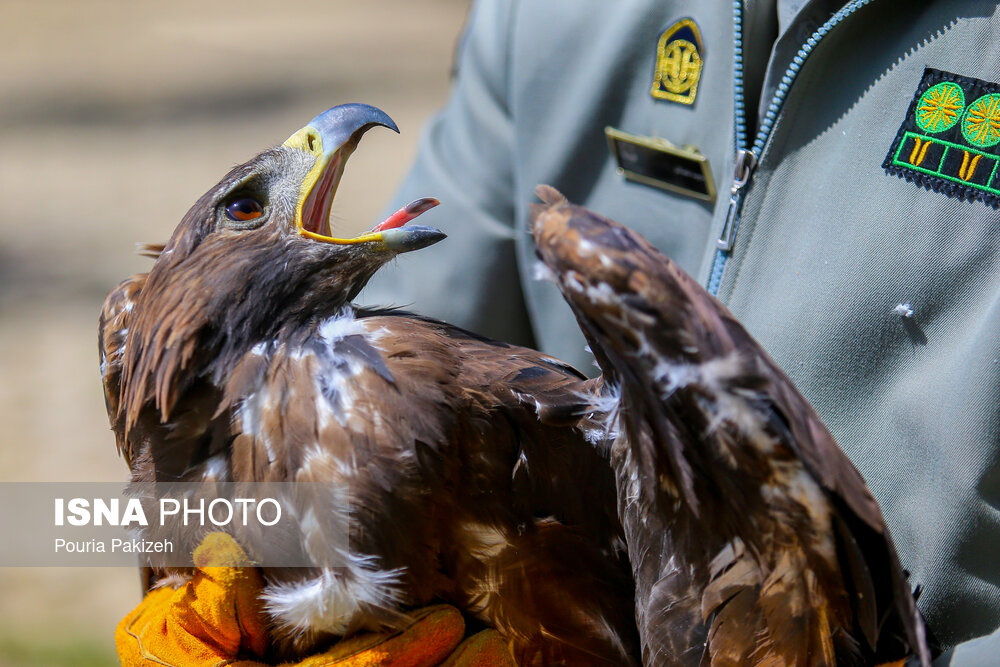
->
(99, 104, 638, 665)
(530, 186, 932, 667)
(99, 103, 930, 666)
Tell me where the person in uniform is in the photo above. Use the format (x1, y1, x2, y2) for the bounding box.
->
(361, 2, 1000, 663)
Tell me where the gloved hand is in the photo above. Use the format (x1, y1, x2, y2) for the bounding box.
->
(116, 532, 515, 666)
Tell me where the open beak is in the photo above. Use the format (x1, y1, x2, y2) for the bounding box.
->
(282, 104, 445, 252)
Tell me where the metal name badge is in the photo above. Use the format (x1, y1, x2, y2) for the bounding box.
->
(606, 127, 715, 202)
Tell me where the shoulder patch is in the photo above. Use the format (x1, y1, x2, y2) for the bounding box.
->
(884, 68, 1000, 207)
(651, 18, 703, 106)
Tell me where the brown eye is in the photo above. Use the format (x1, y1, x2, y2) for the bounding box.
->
(225, 197, 263, 222)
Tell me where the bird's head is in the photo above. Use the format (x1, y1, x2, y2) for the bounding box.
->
(122, 104, 442, 421)
(153, 103, 442, 313)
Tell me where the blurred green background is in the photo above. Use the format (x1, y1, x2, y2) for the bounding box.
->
(0, 1, 469, 664)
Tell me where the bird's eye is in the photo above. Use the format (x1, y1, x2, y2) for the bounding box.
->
(225, 197, 264, 222)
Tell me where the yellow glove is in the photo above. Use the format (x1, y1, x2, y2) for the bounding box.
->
(116, 532, 515, 667)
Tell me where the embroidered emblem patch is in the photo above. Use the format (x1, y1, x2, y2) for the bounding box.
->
(651, 19, 704, 105)
(884, 68, 1000, 206)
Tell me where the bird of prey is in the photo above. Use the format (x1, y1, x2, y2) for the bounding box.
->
(99, 101, 931, 666)
(99, 105, 639, 664)
(530, 186, 932, 667)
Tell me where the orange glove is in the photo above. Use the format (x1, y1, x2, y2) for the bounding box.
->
(116, 532, 515, 667)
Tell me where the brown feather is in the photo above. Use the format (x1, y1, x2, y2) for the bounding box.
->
(135, 241, 166, 259)
(531, 186, 931, 667)
(98, 274, 146, 464)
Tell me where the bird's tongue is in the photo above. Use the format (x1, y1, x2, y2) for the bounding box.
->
(371, 198, 439, 232)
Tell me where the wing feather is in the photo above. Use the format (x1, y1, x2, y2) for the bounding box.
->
(98, 273, 147, 465)
(531, 187, 931, 667)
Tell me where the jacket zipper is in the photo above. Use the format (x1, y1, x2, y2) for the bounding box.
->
(706, 0, 874, 296)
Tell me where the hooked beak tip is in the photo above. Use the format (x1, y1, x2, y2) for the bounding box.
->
(379, 225, 447, 253)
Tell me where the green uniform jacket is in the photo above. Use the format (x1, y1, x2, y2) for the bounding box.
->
(361, 1, 1000, 661)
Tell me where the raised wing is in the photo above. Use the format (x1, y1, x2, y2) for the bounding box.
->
(531, 186, 930, 667)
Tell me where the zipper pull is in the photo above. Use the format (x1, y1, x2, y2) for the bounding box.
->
(716, 149, 758, 251)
